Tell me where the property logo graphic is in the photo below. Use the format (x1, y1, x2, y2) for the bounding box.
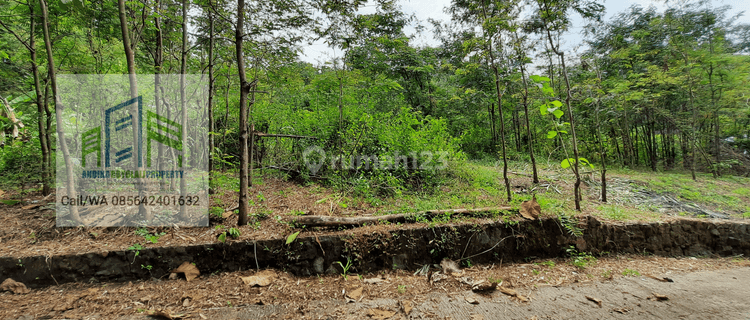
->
(56, 75, 208, 227)
(80, 96, 184, 171)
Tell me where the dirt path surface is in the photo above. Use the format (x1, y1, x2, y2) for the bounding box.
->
(21, 265, 743, 320)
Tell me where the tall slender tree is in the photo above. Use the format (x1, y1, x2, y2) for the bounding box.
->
(40, 0, 83, 224)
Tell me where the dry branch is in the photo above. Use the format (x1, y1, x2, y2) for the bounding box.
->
(288, 207, 513, 227)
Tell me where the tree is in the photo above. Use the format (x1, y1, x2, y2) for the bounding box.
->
(40, 0, 82, 224)
(529, 0, 603, 210)
(511, 29, 539, 184)
(0, 0, 51, 195)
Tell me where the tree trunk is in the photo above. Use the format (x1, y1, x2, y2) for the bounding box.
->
(518, 55, 538, 183)
(544, 27, 582, 211)
(236, 0, 250, 226)
(179, 0, 189, 218)
(207, 8, 215, 193)
(154, 0, 164, 192)
(29, 2, 51, 195)
(117, 0, 147, 219)
(40, 0, 82, 225)
(480, 3, 510, 203)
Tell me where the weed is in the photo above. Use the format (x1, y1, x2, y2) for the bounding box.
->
(397, 285, 406, 294)
(559, 214, 583, 237)
(532, 269, 540, 275)
(128, 243, 144, 263)
(622, 269, 640, 277)
(336, 257, 353, 280)
(209, 206, 223, 218)
(290, 210, 306, 216)
(566, 246, 597, 269)
(488, 277, 503, 284)
(228, 227, 241, 238)
(141, 264, 153, 271)
(537, 260, 555, 268)
(601, 270, 612, 278)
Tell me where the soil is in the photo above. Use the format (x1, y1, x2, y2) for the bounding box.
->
(1, 255, 748, 319)
(2, 174, 750, 319)
(0, 177, 391, 258)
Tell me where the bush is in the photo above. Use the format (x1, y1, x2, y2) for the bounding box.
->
(0, 137, 45, 190)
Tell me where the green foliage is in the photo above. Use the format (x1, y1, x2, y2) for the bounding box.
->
(559, 213, 583, 237)
(622, 269, 640, 277)
(286, 231, 300, 245)
(536, 260, 555, 268)
(0, 138, 45, 190)
(135, 228, 166, 244)
(228, 227, 241, 238)
(566, 246, 597, 269)
(335, 257, 353, 280)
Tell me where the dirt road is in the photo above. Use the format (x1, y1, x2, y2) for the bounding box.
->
(90, 266, 750, 320)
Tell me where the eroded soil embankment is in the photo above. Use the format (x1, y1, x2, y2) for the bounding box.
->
(1, 216, 748, 288)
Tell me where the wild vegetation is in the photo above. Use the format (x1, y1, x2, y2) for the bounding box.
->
(0, 0, 749, 224)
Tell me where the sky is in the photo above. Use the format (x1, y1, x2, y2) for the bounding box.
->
(298, 0, 750, 65)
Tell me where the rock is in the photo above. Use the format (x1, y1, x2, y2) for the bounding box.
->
(325, 264, 339, 275)
(313, 257, 325, 274)
(391, 254, 409, 270)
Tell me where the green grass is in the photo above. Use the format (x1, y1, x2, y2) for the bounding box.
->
(614, 169, 750, 215)
(622, 269, 641, 277)
(210, 160, 750, 225)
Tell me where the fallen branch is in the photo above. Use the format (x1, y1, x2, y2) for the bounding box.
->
(288, 207, 513, 227)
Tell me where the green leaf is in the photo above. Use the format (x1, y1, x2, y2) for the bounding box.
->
(550, 100, 563, 107)
(218, 232, 226, 243)
(553, 109, 564, 119)
(540, 105, 548, 115)
(530, 75, 550, 82)
(1, 200, 21, 205)
(578, 157, 594, 169)
(561, 159, 570, 169)
(286, 231, 300, 245)
(547, 131, 558, 139)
